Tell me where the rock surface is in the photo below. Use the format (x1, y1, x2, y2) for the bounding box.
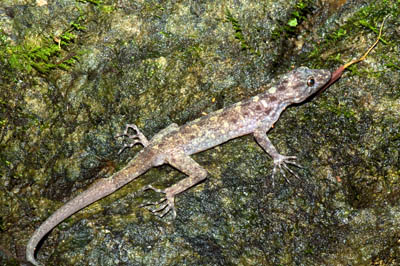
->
(0, 0, 399, 265)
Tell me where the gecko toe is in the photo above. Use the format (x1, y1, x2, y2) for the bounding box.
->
(140, 186, 176, 218)
(271, 154, 302, 183)
(115, 124, 149, 154)
(144, 197, 176, 218)
(140, 184, 165, 194)
(282, 163, 300, 179)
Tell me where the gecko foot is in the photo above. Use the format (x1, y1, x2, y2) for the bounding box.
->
(115, 124, 149, 154)
(139, 185, 177, 218)
(271, 154, 302, 186)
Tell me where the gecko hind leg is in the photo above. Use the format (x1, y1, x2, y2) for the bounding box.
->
(140, 153, 208, 218)
(115, 124, 149, 154)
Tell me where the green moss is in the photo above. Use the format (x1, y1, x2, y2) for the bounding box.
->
(224, 9, 260, 56)
(309, 0, 398, 69)
(76, 0, 114, 13)
(382, 54, 400, 70)
(319, 101, 357, 120)
(0, 24, 81, 76)
(77, 0, 102, 6)
(329, 28, 347, 41)
(271, 0, 315, 40)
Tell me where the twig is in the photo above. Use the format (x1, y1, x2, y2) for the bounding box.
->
(318, 15, 389, 94)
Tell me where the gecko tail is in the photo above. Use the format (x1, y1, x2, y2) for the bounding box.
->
(26, 249, 40, 266)
(26, 151, 153, 265)
(26, 177, 115, 266)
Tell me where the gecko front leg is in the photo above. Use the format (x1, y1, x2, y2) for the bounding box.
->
(141, 152, 208, 218)
(253, 127, 302, 186)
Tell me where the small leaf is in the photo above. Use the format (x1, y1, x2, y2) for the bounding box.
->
(288, 18, 298, 27)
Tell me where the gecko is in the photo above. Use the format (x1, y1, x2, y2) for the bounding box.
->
(26, 67, 331, 265)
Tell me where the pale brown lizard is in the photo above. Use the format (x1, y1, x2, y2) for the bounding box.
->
(26, 67, 330, 265)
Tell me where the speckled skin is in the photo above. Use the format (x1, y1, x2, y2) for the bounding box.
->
(26, 67, 330, 265)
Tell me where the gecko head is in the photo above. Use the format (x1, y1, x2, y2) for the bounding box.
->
(272, 67, 331, 104)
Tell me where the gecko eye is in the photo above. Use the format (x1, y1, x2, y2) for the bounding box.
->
(307, 77, 315, 87)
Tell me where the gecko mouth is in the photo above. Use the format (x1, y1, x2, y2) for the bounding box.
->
(310, 69, 331, 95)
(316, 69, 332, 87)
(290, 68, 331, 104)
